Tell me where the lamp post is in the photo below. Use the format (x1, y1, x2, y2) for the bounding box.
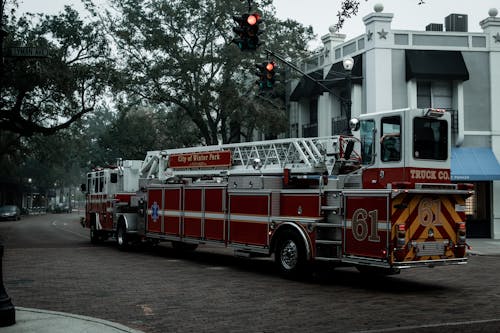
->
(28, 178, 32, 214)
(342, 56, 354, 135)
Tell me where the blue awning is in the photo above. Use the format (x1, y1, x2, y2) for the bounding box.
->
(451, 147, 500, 181)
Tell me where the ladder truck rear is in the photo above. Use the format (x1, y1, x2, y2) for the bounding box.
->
(82, 108, 472, 277)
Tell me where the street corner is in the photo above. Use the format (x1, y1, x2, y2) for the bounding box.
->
(1, 307, 145, 333)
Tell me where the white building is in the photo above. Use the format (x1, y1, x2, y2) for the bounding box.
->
(288, 5, 500, 239)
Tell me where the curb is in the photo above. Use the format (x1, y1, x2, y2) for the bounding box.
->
(1, 307, 145, 333)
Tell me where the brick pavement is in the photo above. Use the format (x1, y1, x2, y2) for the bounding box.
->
(3, 243, 500, 333)
(2, 214, 500, 332)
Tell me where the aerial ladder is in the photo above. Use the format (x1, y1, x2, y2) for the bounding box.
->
(139, 135, 361, 181)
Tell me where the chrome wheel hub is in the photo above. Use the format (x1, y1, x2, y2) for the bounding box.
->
(280, 240, 298, 270)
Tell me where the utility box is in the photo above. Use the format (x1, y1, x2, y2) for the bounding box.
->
(426, 23, 443, 32)
(445, 14, 468, 32)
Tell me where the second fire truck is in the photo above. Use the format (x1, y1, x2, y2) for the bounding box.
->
(83, 108, 472, 277)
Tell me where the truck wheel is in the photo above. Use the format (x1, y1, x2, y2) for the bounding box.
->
(275, 230, 307, 279)
(116, 224, 129, 250)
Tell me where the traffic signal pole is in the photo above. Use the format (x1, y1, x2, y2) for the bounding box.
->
(263, 48, 346, 104)
(264, 48, 357, 135)
(265, 49, 347, 103)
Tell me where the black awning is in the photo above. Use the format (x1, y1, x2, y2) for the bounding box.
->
(289, 70, 324, 102)
(405, 50, 469, 81)
(323, 54, 363, 89)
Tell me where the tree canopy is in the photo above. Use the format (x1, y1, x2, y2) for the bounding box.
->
(83, 0, 314, 144)
(0, 4, 111, 144)
(3, 0, 375, 190)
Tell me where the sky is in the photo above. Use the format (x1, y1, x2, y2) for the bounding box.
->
(16, 0, 500, 48)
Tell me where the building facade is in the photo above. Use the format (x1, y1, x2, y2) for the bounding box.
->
(288, 5, 500, 238)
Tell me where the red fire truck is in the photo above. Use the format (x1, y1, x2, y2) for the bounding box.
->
(82, 108, 472, 277)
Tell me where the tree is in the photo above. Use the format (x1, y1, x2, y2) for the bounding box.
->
(96, 105, 191, 162)
(0, 3, 112, 157)
(84, 0, 314, 144)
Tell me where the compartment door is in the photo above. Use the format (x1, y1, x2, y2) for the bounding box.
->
(164, 187, 182, 236)
(344, 193, 390, 260)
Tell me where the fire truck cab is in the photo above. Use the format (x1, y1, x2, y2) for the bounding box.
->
(83, 159, 142, 244)
(356, 107, 451, 189)
(338, 108, 469, 270)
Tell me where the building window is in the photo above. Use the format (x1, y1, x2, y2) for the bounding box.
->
(465, 194, 476, 216)
(302, 123, 318, 137)
(309, 98, 318, 124)
(303, 98, 318, 137)
(332, 117, 348, 135)
(417, 82, 431, 108)
(290, 123, 298, 138)
(417, 81, 452, 109)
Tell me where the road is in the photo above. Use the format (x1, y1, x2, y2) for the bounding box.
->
(1, 213, 500, 333)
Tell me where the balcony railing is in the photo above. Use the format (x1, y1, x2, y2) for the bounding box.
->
(302, 123, 318, 138)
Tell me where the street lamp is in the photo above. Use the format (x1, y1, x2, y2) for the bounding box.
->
(342, 56, 354, 135)
(27, 178, 32, 213)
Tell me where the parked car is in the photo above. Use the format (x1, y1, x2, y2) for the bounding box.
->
(53, 203, 70, 213)
(0, 205, 21, 221)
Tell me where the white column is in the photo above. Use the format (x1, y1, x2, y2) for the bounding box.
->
(490, 52, 500, 239)
(407, 79, 417, 109)
(481, 10, 500, 239)
(351, 84, 362, 118)
(363, 4, 394, 113)
(318, 93, 335, 136)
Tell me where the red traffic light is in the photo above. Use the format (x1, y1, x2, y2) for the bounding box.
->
(265, 62, 274, 72)
(247, 13, 260, 26)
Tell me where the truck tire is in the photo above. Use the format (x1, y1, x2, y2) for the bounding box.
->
(275, 229, 307, 279)
(116, 223, 129, 251)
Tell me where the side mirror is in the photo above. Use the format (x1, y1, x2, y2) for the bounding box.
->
(80, 184, 87, 192)
(349, 118, 360, 132)
(252, 158, 262, 171)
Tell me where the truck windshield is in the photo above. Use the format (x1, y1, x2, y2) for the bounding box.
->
(413, 117, 448, 160)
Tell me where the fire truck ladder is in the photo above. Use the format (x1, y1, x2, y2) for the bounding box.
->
(140, 136, 358, 179)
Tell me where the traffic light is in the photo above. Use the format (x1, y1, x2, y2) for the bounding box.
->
(232, 13, 262, 51)
(232, 14, 248, 51)
(246, 13, 262, 51)
(255, 61, 276, 91)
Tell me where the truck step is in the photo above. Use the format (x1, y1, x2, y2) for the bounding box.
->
(316, 240, 342, 245)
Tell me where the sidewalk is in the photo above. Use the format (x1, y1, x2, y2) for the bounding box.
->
(467, 238, 500, 256)
(1, 307, 144, 333)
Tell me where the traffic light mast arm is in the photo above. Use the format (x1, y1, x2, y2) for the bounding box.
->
(264, 48, 346, 104)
